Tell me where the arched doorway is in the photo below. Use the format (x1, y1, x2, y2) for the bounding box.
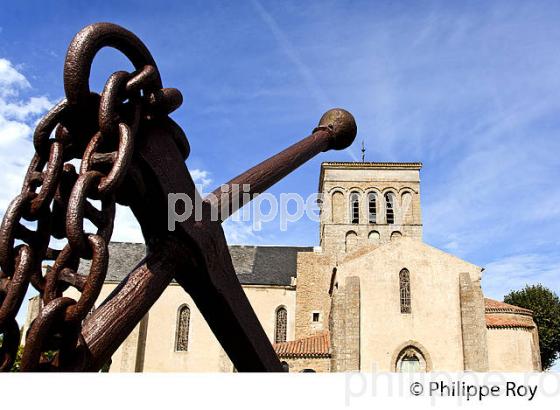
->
(392, 342, 431, 372)
(398, 349, 422, 372)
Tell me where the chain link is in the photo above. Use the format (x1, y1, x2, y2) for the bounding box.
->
(0, 25, 178, 370)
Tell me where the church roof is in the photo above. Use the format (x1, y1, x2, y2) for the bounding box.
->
(84, 242, 312, 286)
(273, 331, 331, 358)
(484, 298, 535, 329)
(321, 161, 423, 168)
(485, 314, 535, 329)
(230, 245, 312, 286)
(339, 237, 483, 273)
(484, 298, 533, 315)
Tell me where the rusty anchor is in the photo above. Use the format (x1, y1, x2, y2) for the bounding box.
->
(0, 22, 356, 372)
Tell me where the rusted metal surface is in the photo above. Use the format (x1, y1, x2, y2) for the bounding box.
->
(0, 22, 356, 372)
(211, 108, 356, 221)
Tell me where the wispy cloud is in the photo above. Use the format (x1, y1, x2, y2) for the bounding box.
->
(249, 0, 359, 161)
(319, 6, 560, 273)
(482, 253, 560, 301)
(249, 0, 332, 109)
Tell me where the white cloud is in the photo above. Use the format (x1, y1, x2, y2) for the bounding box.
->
(190, 168, 213, 191)
(0, 58, 55, 216)
(0, 115, 31, 146)
(222, 218, 261, 244)
(0, 95, 53, 121)
(188, 167, 262, 243)
(111, 205, 144, 243)
(0, 58, 56, 326)
(0, 58, 30, 97)
(0, 58, 222, 247)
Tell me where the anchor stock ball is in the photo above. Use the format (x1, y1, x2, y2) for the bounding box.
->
(317, 108, 357, 151)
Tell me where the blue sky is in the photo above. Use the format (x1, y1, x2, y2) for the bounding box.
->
(1, 1, 559, 367)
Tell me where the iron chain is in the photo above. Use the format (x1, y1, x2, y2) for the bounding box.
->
(0, 37, 178, 370)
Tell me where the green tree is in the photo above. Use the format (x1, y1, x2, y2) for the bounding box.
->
(0, 335, 23, 372)
(10, 345, 24, 372)
(504, 284, 560, 370)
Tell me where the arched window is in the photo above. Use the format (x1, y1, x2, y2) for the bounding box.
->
(367, 192, 377, 223)
(175, 305, 191, 351)
(349, 192, 360, 224)
(399, 269, 411, 313)
(385, 192, 395, 224)
(275, 307, 287, 343)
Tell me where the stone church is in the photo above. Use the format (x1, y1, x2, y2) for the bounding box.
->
(24, 162, 542, 372)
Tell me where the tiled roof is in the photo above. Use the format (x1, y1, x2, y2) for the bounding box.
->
(485, 314, 535, 329)
(273, 332, 331, 358)
(321, 161, 423, 168)
(484, 298, 535, 329)
(94, 242, 145, 282)
(229, 245, 313, 286)
(484, 298, 533, 315)
(80, 242, 311, 286)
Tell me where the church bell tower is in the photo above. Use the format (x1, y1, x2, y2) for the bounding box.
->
(318, 162, 423, 255)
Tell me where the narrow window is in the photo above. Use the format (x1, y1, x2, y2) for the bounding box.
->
(350, 192, 360, 224)
(368, 192, 377, 223)
(275, 307, 287, 343)
(312, 312, 320, 322)
(399, 269, 411, 313)
(385, 192, 395, 224)
(175, 305, 191, 351)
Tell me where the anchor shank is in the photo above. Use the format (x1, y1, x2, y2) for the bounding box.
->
(208, 129, 331, 221)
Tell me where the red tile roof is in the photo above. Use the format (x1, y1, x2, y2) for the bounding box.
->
(484, 298, 535, 329)
(485, 314, 535, 329)
(484, 298, 533, 315)
(273, 332, 331, 358)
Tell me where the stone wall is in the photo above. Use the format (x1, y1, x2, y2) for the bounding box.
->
(282, 357, 330, 373)
(335, 238, 478, 371)
(459, 272, 489, 371)
(487, 327, 540, 371)
(115, 313, 149, 372)
(294, 251, 335, 339)
(330, 276, 360, 371)
(60, 282, 296, 372)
